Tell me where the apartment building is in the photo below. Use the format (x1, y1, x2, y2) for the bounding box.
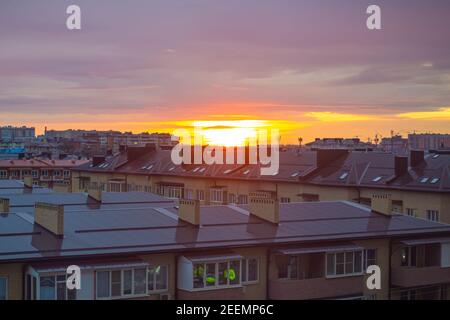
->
(71, 146, 450, 224)
(409, 133, 450, 151)
(0, 159, 89, 190)
(0, 126, 35, 144)
(1, 189, 450, 300)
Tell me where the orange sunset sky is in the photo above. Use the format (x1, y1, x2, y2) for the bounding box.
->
(1, 0, 449, 144)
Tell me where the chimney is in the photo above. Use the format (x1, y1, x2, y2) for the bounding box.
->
(249, 192, 279, 224)
(316, 149, 348, 168)
(127, 145, 156, 162)
(371, 193, 393, 216)
(394, 156, 408, 177)
(88, 187, 102, 202)
(23, 176, 33, 188)
(410, 150, 424, 167)
(179, 199, 200, 225)
(35, 202, 64, 237)
(0, 198, 10, 213)
(92, 156, 105, 167)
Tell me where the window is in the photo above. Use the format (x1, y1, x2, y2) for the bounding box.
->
(197, 190, 205, 201)
(0, 277, 7, 300)
(228, 193, 236, 204)
(97, 266, 167, 299)
(39, 274, 76, 300)
(339, 172, 349, 180)
(400, 289, 417, 300)
(11, 170, 19, 178)
(185, 189, 194, 200)
(96, 271, 110, 298)
(111, 271, 121, 297)
(242, 258, 259, 283)
(168, 187, 181, 199)
(133, 268, 146, 294)
(326, 250, 363, 277)
(238, 194, 248, 204)
(0, 170, 7, 179)
(123, 270, 132, 295)
(405, 208, 416, 217)
(364, 249, 377, 270)
(280, 197, 291, 203)
(32, 170, 38, 178)
(210, 188, 224, 203)
(63, 170, 70, 178)
(192, 260, 241, 290)
(426, 210, 439, 222)
(53, 170, 62, 177)
(430, 178, 439, 184)
(109, 182, 122, 192)
(148, 265, 168, 292)
(155, 265, 168, 291)
(41, 170, 48, 177)
(400, 247, 417, 267)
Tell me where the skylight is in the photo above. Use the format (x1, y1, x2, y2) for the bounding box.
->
(224, 169, 232, 174)
(339, 172, 349, 180)
(192, 167, 199, 173)
(433, 154, 440, 159)
(243, 169, 250, 175)
(291, 172, 299, 177)
(430, 178, 439, 184)
(199, 168, 206, 173)
(372, 176, 383, 182)
(420, 177, 429, 183)
(168, 167, 175, 171)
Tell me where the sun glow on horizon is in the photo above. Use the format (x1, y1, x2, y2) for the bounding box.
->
(178, 120, 273, 147)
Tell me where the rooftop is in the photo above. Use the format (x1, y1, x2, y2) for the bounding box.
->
(74, 147, 450, 193)
(1, 197, 450, 263)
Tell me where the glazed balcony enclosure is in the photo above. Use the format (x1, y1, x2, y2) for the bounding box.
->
(268, 244, 377, 300)
(391, 237, 450, 288)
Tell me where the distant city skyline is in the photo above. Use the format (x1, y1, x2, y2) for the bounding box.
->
(1, 0, 449, 143)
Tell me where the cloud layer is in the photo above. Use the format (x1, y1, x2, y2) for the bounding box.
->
(0, 0, 449, 141)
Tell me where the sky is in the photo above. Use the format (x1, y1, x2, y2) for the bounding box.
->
(0, 0, 449, 143)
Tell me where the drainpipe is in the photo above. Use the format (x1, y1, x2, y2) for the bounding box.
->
(174, 254, 179, 300)
(266, 248, 270, 299)
(388, 239, 392, 300)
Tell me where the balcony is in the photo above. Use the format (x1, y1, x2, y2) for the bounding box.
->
(391, 266, 450, 287)
(268, 275, 365, 300)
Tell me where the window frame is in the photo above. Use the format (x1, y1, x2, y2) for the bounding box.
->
(38, 273, 77, 300)
(210, 188, 224, 203)
(242, 257, 260, 284)
(0, 276, 8, 300)
(191, 259, 242, 291)
(95, 265, 169, 300)
(426, 210, 439, 222)
(326, 250, 364, 278)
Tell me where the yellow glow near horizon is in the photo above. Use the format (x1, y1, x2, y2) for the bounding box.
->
(305, 111, 376, 122)
(190, 120, 270, 146)
(397, 107, 450, 120)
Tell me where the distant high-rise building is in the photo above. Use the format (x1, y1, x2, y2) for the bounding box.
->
(0, 126, 35, 144)
(408, 133, 450, 151)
